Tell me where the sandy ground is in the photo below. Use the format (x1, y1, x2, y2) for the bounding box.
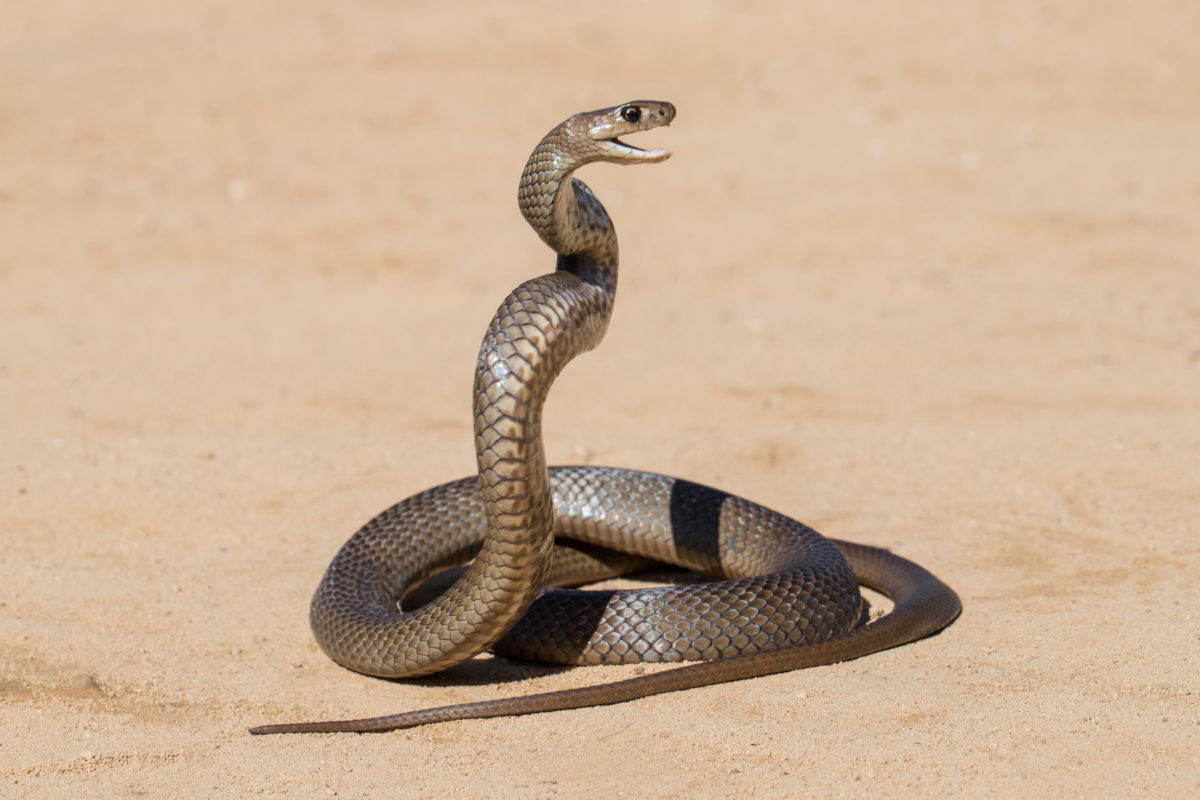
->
(3, 1, 1198, 797)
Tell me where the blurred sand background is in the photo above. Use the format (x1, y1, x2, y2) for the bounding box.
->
(2, 1, 1198, 797)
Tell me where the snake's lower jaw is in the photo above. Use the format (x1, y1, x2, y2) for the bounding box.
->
(597, 139, 673, 164)
(635, 146, 673, 163)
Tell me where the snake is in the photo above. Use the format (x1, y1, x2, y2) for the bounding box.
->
(250, 101, 961, 735)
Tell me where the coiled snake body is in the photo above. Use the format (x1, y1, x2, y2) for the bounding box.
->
(251, 101, 961, 734)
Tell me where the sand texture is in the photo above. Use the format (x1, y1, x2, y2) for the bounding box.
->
(2, 1, 1198, 797)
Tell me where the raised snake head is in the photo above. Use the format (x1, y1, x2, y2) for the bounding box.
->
(543, 100, 676, 170)
(582, 100, 676, 165)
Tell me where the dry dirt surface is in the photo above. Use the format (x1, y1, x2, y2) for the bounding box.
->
(2, 1, 1198, 797)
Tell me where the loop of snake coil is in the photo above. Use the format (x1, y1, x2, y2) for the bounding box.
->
(251, 101, 961, 734)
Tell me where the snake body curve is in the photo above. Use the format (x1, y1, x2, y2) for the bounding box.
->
(251, 101, 961, 735)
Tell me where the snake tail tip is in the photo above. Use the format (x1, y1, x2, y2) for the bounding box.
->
(248, 724, 297, 735)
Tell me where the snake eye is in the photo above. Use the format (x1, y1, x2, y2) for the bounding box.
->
(621, 106, 642, 124)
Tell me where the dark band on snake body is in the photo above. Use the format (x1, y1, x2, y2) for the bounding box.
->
(250, 101, 961, 735)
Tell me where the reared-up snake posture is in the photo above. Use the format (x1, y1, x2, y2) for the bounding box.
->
(251, 101, 961, 735)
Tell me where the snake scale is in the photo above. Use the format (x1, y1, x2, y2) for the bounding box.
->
(251, 101, 961, 735)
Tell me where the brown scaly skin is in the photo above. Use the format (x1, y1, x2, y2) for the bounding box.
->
(250, 101, 960, 735)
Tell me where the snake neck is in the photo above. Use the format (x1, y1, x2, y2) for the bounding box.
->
(518, 129, 620, 295)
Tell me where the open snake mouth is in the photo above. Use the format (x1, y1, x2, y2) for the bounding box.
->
(599, 135, 673, 163)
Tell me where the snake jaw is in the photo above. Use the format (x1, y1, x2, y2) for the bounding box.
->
(595, 137, 673, 163)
